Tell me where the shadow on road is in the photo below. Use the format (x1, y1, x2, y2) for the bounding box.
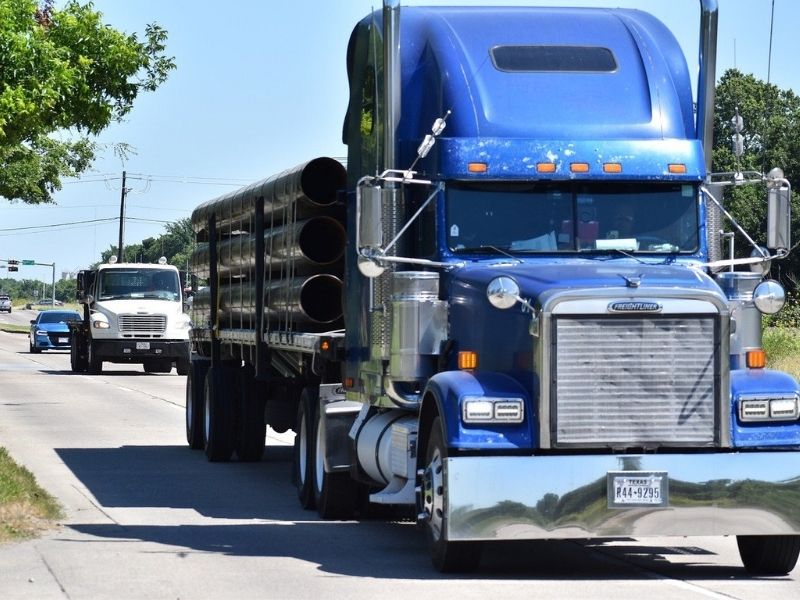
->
(53, 445, 783, 581)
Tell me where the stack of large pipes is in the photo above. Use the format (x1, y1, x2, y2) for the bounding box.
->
(190, 157, 347, 332)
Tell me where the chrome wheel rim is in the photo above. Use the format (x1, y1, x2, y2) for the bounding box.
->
(422, 447, 445, 542)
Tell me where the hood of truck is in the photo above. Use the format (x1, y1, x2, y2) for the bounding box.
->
(449, 260, 723, 306)
(444, 259, 725, 381)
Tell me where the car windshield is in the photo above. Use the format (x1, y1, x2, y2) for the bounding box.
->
(39, 311, 81, 324)
(446, 182, 699, 254)
(97, 269, 181, 301)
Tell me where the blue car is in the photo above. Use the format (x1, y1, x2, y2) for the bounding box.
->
(29, 310, 82, 353)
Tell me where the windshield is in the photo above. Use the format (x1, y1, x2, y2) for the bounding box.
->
(39, 311, 81, 324)
(446, 182, 699, 254)
(98, 269, 181, 301)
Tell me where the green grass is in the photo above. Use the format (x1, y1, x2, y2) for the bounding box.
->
(0, 324, 29, 334)
(0, 447, 62, 542)
(763, 326, 800, 380)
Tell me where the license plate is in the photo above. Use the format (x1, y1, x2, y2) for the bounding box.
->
(607, 471, 668, 508)
(58, 337, 68, 344)
(136, 341, 151, 350)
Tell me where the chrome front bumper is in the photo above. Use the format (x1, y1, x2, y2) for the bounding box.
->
(446, 452, 800, 540)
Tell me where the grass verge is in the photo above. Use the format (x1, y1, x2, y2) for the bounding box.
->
(0, 324, 29, 334)
(0, 447, 62, 542)
(763, 327, 800, 380)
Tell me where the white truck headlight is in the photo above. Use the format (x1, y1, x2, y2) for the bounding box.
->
(92, 319, 110, 329)
(739, 395, 799, 422)
(462, 397, 524, 424)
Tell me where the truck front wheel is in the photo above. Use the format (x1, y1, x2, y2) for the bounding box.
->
(421, 417, 482, 573)
(87, 341, 102, 374)
(737, 535, 800, 575)
(70, 336, 87, 372)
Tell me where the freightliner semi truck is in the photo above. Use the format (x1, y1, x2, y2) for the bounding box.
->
(185, 1, 800, 573)
(70, 258, 191, 375)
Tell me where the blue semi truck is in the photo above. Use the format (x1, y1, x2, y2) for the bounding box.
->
(186, 1, 800, 573)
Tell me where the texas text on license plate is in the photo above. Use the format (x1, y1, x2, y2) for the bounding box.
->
(136, 341, 150, 350)
(607, 471, 668, 508)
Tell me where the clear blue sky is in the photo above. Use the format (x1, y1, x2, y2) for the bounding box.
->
(1, 0, 797, 282)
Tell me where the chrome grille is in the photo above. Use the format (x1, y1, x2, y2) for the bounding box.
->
(119, 314, 167, 334)
(554, 316, 717, 447)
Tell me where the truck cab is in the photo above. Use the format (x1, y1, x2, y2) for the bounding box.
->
(70, 257, 191, 374)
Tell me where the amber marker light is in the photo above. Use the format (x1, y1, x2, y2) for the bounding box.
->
(536, 162, 557, 173)
(570, 162, 590, 173)
(344, 377, 355, 389)
(603, 163, 622, 173)
(468, 162, 488, 173)
(746, 349, 766, 369)
(458, 351, 478, 370)
(668, 163, 687, 174)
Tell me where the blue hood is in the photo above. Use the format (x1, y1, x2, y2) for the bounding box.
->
(450, 260, 722, 304)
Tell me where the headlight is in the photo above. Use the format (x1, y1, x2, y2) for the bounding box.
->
(35, 329, 48, 336)
(462, 397, 524, 424)
(739, 394, 799, 421)
(92, 320, 110, 329)
(753, 280, 785, 314)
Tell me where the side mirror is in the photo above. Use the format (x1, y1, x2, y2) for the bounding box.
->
(30, 319, 36, 325)
(766, 168, 791, 251)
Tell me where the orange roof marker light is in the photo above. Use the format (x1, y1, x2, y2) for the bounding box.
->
(570, 162, 590, 173)
(458, 351, 478, 370)
(468, 162, 487, 173)
(603, 162, 622, 173)
(536, 162, 557, 173)
(668, 163, 687, 174)
(746, 349, 766, 369)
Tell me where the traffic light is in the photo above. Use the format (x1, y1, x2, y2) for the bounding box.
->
(7, 259, 18, 272)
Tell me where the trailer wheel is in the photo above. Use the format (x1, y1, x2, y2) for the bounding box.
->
(203, 366, 236, 461)
(421, 417, 481, 573)
(313, 401, 357, 519)
(737, 535, 800, 575)
(294, 387, 317, 509)
(185, 357, 209, 449)
(87, 340, 102, 374)
(235, 366, 265, 462)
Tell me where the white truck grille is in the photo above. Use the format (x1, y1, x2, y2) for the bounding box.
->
(119, 314, 167, 334)
(553, 316, 717, 447)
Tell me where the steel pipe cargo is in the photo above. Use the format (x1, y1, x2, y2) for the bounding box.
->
(191, 157, 346, 234)
(190, 216, 346, 278)
(192, 274, 343, 327)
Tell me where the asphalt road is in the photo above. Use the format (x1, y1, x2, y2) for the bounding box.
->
(0, 323, 798, 599)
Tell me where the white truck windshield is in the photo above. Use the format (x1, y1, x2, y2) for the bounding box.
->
(446, 182, 699, 254)
(97, 269, 181, 301)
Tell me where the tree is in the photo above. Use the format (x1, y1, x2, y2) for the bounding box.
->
(712, 69, 800, 288)
(0, 0, 175, 203)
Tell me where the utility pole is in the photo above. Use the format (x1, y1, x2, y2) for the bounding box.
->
(117, 170, 127, 262)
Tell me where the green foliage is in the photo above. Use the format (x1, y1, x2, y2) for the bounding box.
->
(0, 274, 74, 303)
(99, 217, 194, 281)
(0, 0, 175, 203)
(712, 69, 800, 290)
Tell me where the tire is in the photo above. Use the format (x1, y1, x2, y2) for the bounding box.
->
(313, 397, 357, 519)
(420, 417, 482, 573)
(235, 366, 266, 462)
(203, 365, 236, 461)
(143, 360, 158, 373)
(144, 359, 172, 374)
(87, 340, 102, 374)
(185, 358, 209, 449)
(29, 339, 40, 354)
(176, 358, 190, 376)
(70, 336, 87, 372)
(294, 387, 317, 509)
(737, 535, 800, 575)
